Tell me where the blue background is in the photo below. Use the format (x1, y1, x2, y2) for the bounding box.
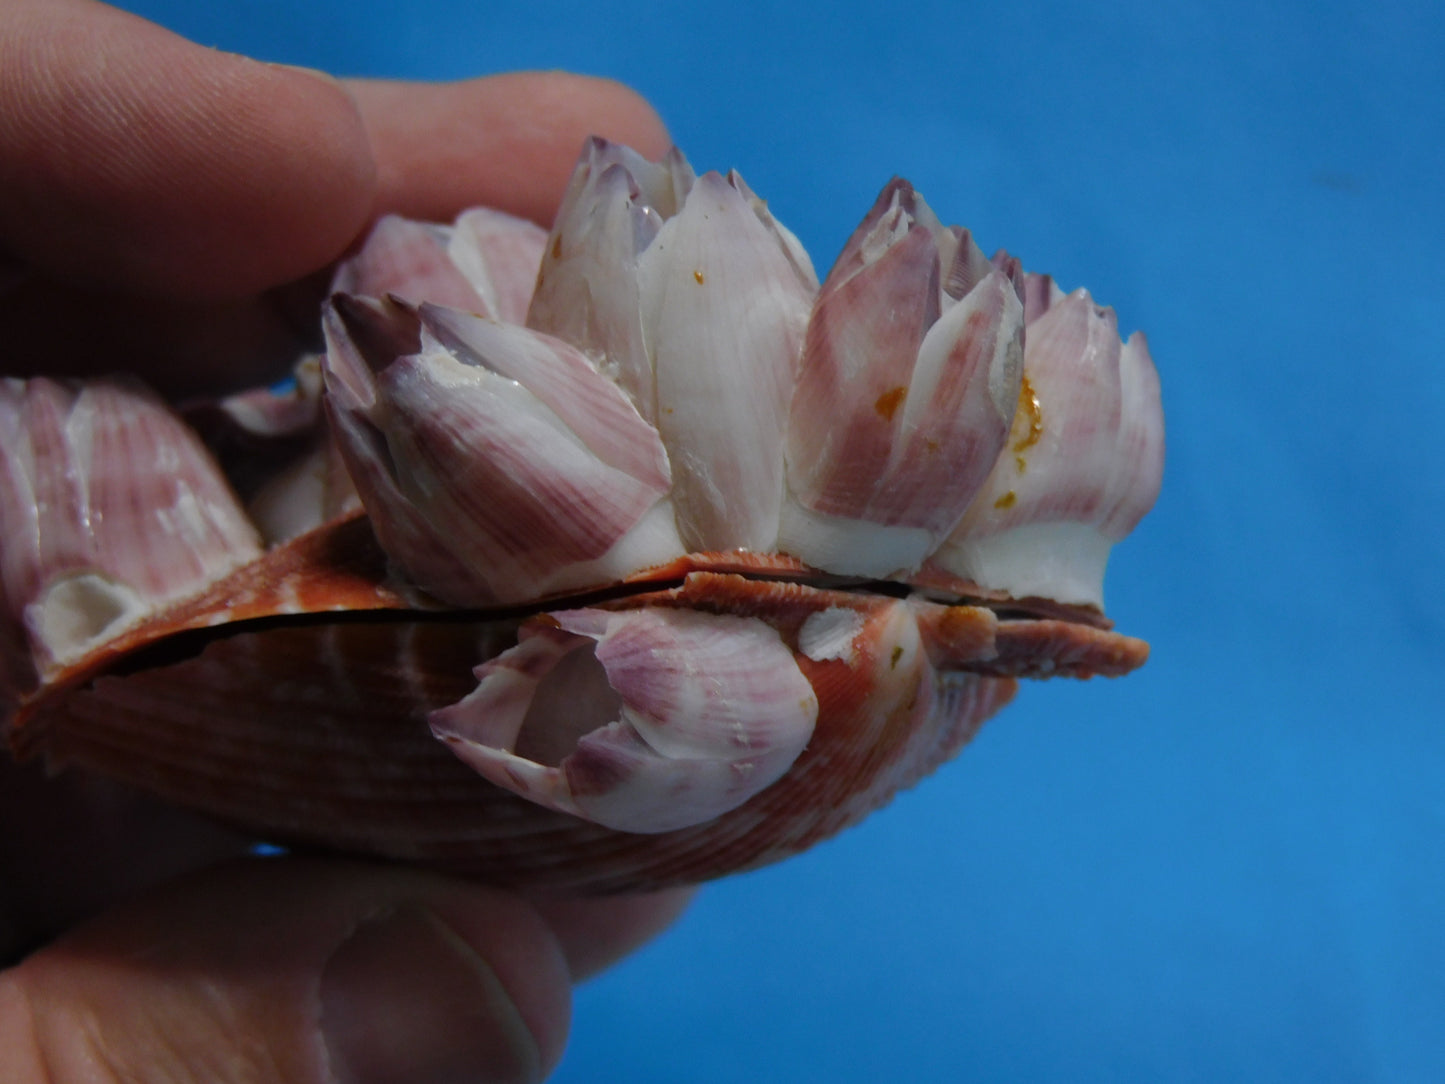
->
(117, 2, 1445, 1080)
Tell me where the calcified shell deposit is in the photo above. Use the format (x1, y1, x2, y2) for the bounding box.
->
(0, 140, 1163, 892)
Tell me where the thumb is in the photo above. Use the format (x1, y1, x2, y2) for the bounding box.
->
(0, 859, 575, 1084)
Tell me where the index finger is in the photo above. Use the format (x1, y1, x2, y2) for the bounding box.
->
(349, 73, 671, 227)
(0, 0, 377, 300)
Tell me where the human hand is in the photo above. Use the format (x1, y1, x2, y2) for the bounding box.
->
(0, 0, 669, 394)
(0, 2, 691, 1080)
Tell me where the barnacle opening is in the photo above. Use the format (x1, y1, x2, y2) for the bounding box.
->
(429, 607, 818, 833)
(30, 573, 148, 669)
(511, 639, 622, 767)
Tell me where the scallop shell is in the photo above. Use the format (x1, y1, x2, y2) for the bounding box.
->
(0, 141, 1162, 893)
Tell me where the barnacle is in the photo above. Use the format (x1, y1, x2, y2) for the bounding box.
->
(0, 141, 1163, 892)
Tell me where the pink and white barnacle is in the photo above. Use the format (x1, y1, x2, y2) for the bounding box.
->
(0, 139, 1163, 892)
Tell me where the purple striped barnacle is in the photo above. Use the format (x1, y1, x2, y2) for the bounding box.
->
(0, 140, 1162, 891)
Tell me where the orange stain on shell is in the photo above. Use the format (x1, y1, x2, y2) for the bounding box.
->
(874, 386, 906, 421)
(1011, 374, 1044, 471)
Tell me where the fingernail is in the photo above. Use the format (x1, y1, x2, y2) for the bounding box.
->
(321, 906, 542, 1084)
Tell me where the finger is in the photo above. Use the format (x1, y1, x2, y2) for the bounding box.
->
(533, 886, 697, 981)
(0, 0, 377, 299)
(0, 752, 694, 977)
(347, 72, 672, 226)
(0, 858, 574, 1084)
(0, 271, 328, 395)
(0, 760, 252, 963)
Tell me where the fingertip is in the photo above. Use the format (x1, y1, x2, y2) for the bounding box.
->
(348, 71, 672, 226)
(524, 71, 673, 163)
(0, 0, 378, 298)
(319, 905, 559, 1083)
(2, 859, 576, 1084)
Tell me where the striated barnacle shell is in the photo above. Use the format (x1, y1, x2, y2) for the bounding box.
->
(779, 179, 1024, 577)
(331, 205, 548, 323)
(928, 273, 1165, 609)
(431, 607, 818, 833)
(0, 140, 1163, 892)
(0, 377, 263, 684)
(528, 140, 819, 553)
(322, 296, 684, 606)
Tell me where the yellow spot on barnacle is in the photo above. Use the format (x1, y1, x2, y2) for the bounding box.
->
(994, 490, 1017, 509)
(889, 644, 904, 669)
(874, 386, 907, 421)
(1011, 373, 1044, 464)
(551, 235, 562, 260)
(693, 269, 705, 284)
